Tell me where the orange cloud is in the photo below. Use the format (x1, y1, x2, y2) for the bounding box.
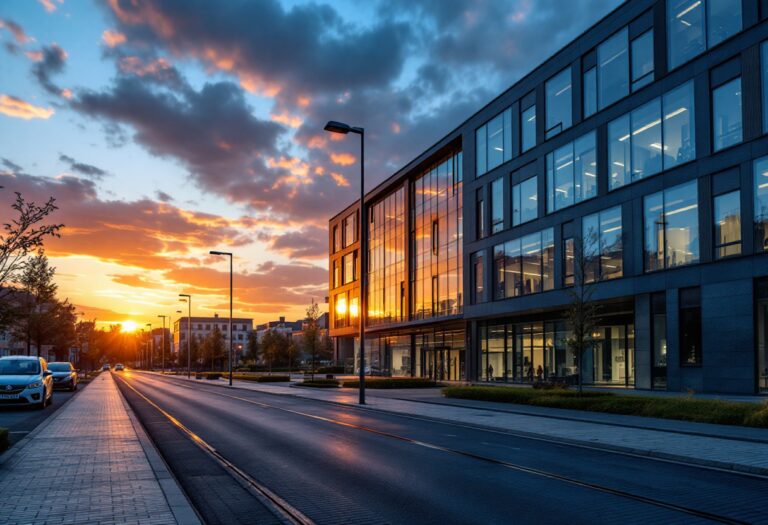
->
(25, 50, 43, 62)
(0, 94, 54, 120)
(306, 135, 327, 149)
(119, 56, 172, 77)
(296, 95, 311, 107)
(330, 172, 350, 187)
(37, 0, 62, 13)
(271, 111, 303, 128)
(102, 29, 127, 48)
(330, 152, 355, 166)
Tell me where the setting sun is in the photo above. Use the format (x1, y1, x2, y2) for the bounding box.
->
(120, 320, 138, 333)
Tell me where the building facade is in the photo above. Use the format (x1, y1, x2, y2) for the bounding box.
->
(173, 315, 253, 360)
(329, 0, 768, 394)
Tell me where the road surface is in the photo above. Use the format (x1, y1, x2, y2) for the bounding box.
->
(115, 371, 768, 525)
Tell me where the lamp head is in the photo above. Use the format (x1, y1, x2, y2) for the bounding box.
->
(324, 120, 352, 134)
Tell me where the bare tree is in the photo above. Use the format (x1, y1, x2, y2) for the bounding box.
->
(565, 232, 600, 393)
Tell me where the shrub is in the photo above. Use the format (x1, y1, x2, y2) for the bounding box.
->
(342, 377, 439, 389)
(204, 372, 222, 380)
(317, 366, 345, 374)
(254, 375, 291, 383)
(442, 386, 768, 428)
(0, 427, 8, 454)
(299, 379, 340, 388)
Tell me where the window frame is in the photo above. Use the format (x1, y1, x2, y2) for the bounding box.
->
(521, 103, 537, 153)
(643, 179, 700, 272)
(712, 76, 743, 153)
(713, 189, 742, 259)
(545, 67, 573, 139)
(667, 0, 742, 71)
(512, 176, 538, 226)
(546, 130, 598, 213)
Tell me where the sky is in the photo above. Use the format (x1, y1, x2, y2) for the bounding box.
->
(0, 0, 622, 329)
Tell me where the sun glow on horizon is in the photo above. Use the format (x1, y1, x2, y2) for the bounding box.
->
(120, 320, 139, 333)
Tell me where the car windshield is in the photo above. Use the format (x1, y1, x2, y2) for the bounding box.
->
(0, 360, 41, 375)
(48, 363, 71, 372)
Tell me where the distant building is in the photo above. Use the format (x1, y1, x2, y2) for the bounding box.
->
(255, 316, 302, 342)
(173, 314, 254, 361)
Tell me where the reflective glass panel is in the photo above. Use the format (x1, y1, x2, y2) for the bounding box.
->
(491, 177, 504, 234)
(542, 229, 555, 291)
(631, 30, 654, 91)
(520, 177, 537, 225)
(713, 77, 742, 152)
(598, 27, 629, 109)
(668, 0, 706, 70)
(583, 67, 597, 118)
(713, 190, 741, 258)
(600, 206, 623, 280)
(521, 232, 541, 294)
(545, 67, 572, 139)
(707, 0, 741, 47)
(644, 192, 665, 272)
(552, 144, 574, 211)
(663, 80, 695, 169)
(631, 99, 662, 181)
(475, 126, 486, 175)
(522, 105, 536, 152)
(608, 114, 631, 190)
(575, 132, 598, 202)
(763, 42, 768, 134)
(755, 156, 768, 252)
(582, 213, 600, 283)
(505, 238, 522, 298)
(664, 180, 699, 268)
(487, 113, 504, 171)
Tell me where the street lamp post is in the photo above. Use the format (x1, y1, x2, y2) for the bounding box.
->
(179, 294, 192, 378)
(210, 251, 234, 387)
(158, 315, 167, 374)
(324, 120, 366, 405)
(145, 323, 152, 370)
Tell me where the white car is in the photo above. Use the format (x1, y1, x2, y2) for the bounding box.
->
(0, 356, 54, 409)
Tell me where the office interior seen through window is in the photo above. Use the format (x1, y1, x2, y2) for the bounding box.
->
(329, 0, 768, 394)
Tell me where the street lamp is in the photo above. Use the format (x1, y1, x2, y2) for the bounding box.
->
(324, 120, 366, 405)
(158, 315, 167, 374)
(210, 250, 234, 387)
(179, 294, 192, 378)
(145, 323, 152, 370)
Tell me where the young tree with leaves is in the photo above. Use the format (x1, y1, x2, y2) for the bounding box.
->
(303, 300, 321, 379)
(12, 250, 58, 356)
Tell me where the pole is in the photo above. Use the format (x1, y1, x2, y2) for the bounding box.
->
(358, 129, 366, 405)
(229, 254, 233, 387)
(187, 298, 191, 378)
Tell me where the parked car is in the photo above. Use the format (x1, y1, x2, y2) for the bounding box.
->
(114, 364, 125, 371)
(0, 356, 54, 409)
(48, 362, 78, 391)
(102, 364, 110, 371)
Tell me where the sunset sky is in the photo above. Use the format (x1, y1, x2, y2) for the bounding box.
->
(0, 0, 620, 329)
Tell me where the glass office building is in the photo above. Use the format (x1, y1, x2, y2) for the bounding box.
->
(330, 0, 768, 394)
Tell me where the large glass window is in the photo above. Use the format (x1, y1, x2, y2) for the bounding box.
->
(368, 187, 406, 326)
(492, 228, 554, 299)
(755, 156, 768, 252)
(563, 237, 575, 287)
(545, 68, 572, 139)
(343, 212, 357, 247)
(473, 252, 485, 304)
(631, 30, 654, 91)
(332, 225, 341, 253)
(712, 77, 742, 152)
(476, 108, 513, 176)
(598, 27, 629, 110)
(668, 0, 742, 70)
(583, 67, 597, 119)
(679, 287, 702, 366)
(583, 206, 623, 282)
(476, 188, 485, 240)
(547, 131, 597, 212)
(609, 81, 695, 190)
(512, 176, 537, 226)
(521, 104, 536, 152)
(332, 259, 340, 288)
(644, 180, 699, 272)
(713, 190, 741, 258)
(491, 177, 504, 234)
(343, 252, 356, 284)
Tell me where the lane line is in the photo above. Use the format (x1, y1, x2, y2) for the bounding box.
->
(128, 372, 751, 525)
(114, 373, 316, 525)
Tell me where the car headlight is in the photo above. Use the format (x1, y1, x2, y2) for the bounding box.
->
(27, 381, 42, 389)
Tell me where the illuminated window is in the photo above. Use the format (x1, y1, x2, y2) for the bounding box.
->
(546, 131, 597, 212)
(521, 104, 536, 152)
(545, 67, 572, 139)
(476, 107, 513, 176)
(712, 77, 742, 152)
(668, 0, 741, 70)
(644, 180, 699, 271)
(492, 228, 554, 299)
(512, 176, 537, 226)
(491, 177, 504, 233)
(713, 190, 741, 258)
(582, 206, 623, 282)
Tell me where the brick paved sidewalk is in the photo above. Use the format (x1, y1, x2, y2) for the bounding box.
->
(163, 372, 768, 476)
(0, 373, 199, 525)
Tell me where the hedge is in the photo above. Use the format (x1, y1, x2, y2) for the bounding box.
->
(317, 366, 345, 374)
(195, 372, 222, 380)
(0, 427, 8, 454)
(299, 379, 340, 388)
(442, 386, 768, 428)
(342, 377, 439, 389)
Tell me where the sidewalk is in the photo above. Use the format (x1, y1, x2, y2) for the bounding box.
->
(168, 373, 768, 476)
(0, 373, 200, 525)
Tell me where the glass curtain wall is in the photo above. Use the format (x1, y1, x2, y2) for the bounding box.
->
(545, 67, 572, 139)
(417, 329, 465, 381)
(644, 180, 700, 271)
(582, 206, 623, 282)
(547, 131, 597, 213)
(756, 156, 768, 252)
(476, 108, 513, 176)
(411, 152, 463, 319)
(368, 187, 406, 326)
(667, 0, 742, 70)
(492, 228, 554, 300)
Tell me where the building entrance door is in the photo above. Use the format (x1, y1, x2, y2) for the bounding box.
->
(422, 346, 454, 381)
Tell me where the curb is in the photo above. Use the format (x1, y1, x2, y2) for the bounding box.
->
(114, 373, 203, 525)
(147, 371, 768, 478)
(0, 376, 89, 467)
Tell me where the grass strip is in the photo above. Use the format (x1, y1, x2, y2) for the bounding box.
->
(442, 386, 768, 428)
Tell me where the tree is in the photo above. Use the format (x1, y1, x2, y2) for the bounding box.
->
(202, 326, 225, 371)
(303, 301, 321, 379)
(12, 250, 58, 356)
(245, 330, 260, 364)
(0, 189, 62, 326)
(565, 233, 600, 393)
(261, 329, 289, 372)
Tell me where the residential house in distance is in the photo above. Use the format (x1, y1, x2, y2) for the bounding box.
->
(173, 314, 254, 362)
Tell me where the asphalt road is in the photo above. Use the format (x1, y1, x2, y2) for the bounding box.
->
(117, 371, 768, 525)
(0, 385, 80, 447)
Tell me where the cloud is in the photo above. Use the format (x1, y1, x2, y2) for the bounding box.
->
(37, 0, 63, 14)
(155, 190, 173, 202)
(58, 153, 109, 179)
(31, 44, 68, 97)
(266, 225, 328, 259)
(0, 18, 32, 44)
(102, 29, 126, 48)
(0, 94, 54, 120)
